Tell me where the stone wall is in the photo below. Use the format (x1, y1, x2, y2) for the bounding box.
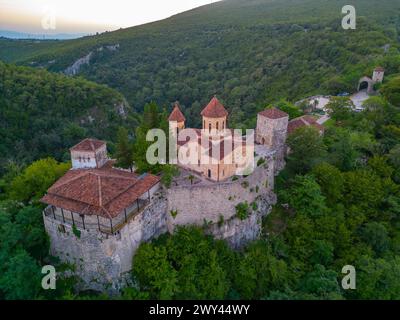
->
(166, 156, 276, 239)
(43, 192, 167, 293)
(43, 149, 279, 293)
(206, 193, 273, 248)
(256, 114, 288, 150)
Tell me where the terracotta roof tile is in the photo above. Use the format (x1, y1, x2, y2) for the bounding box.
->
(175, 129, 246, 161)
(41, 167, 160, 219)
(288, 116, 324, 135)
(168, 102, 186, 122)
(70, 138, 106, 152)
(258, 107, 288, 119)
(201, 96, 228, 118)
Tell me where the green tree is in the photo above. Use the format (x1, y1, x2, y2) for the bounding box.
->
(360, 222, 390, 256)
(326, 97, 354, 122)
(9, 158, 70, 203)
(381, 76, 400, 106)
(312, 162, 344, 205)
(133, 243, 178, 299)
(0, 249, 42, 300)
(299, 265, 342, 300)
(233, 241, 289, 299)
(282, 175, 328, 217)
(115, 127, 134, 171)
(286, 126, 327, 174)
(367, 156, 394, 179)
(274, 100, 303, 120)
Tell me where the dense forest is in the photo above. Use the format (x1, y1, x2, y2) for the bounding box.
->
(0, 62, 137, 174)
(1, 0, 400, 129)
(0, 86, 399, 299)
(0, 0, 400, 300)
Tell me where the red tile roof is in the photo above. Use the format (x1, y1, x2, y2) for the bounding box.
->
(288, 115, 324, 135)
(258, 107, 289, 119)
(70, 138, 106, 152)
(201, 96, 228, 118)
(374, 66, 385, 72)
(41, 167, 160, 218)
(168, 102, 186, 122)
(175, 128, 246, 161)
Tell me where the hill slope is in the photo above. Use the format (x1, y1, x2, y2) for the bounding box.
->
(0, 62, 135, 170)
(1, 0, 400, 128)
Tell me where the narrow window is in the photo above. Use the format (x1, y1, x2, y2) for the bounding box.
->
(222, 121, 225, 129)
(208, 169, 211, 178)
(216, 122, 219, 130)
(209, 123, 211, 131)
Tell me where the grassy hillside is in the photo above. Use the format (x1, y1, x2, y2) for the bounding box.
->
(1, 0, 400, 128)
(0, 62, 136, 171)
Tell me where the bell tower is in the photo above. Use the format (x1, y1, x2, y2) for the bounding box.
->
(168, 102, 186, 137)
(201, 96, 228, 133)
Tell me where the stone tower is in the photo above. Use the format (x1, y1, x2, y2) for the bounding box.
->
(372, 67, 385, 83)
(256, 107, 289, 149)
(70, 138, 108, 169)
(201, 96, 228, 133)
(168, 102, 186, 137)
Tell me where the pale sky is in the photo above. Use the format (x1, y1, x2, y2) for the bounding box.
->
(0, 0, 220, 34)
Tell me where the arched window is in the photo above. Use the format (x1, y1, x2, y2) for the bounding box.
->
(209, 123, 212, 131)
(216, 122, 219, 130)
(222, 121, 225, 129)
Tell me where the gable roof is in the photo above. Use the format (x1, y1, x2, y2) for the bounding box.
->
(258, 107, 288, 119)
(70, 138, 106, 152)
(41, 167, 160, 218)
(288, 115, 324, 135)
(168, 102, 186, 122)
(201, 96, 228, 118)
(176, 128, 246, 161)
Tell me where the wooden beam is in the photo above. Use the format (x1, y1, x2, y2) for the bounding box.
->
(81, 215, 85, 230)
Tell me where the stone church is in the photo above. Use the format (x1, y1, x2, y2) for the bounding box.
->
(40, 97, 291, 293)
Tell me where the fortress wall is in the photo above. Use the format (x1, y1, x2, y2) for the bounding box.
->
(206, 194, 273, 248)
(166, 157, 276, 232)
(43, 193, 168, 293)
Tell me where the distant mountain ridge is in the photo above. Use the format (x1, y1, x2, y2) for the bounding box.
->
(0, 62, 135, 169)
(0, 30, 88, 40)
(1, 0, 400, 128)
